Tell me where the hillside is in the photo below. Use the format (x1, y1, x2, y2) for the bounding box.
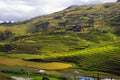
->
(0, 2, 120, 55)
(0, 2, 120, 35)
(0, 2, 120, 79)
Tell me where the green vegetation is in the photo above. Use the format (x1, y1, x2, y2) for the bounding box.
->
(7, 73, 63, 80)
(0, 2, 120, 35)
(0, 57, 72, 70)
(0, 2, 120, 79)
(0, 72, 14, 80)
(0, 30, 13, 41)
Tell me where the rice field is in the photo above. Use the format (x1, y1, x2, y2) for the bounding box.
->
(1, 45, 119, 60)
(0, 58, 72, 70)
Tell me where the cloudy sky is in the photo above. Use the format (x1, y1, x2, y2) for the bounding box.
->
(0, 0, 116, 21)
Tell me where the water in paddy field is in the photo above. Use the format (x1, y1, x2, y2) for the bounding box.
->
(11, 75, 118, 80)
(71, 76, 117, 80)
(11, 76, 32, 80)
(11, 69, 119, 80)
(62, 70, 119, 80)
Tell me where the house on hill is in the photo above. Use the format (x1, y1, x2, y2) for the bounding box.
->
(68, 25, 83, 33)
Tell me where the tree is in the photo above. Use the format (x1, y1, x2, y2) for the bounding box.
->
(0, 31, 3, 40)
(0, 30, 13, 41)
(4, 30, 13, 38)
(42, 77, 49, 80)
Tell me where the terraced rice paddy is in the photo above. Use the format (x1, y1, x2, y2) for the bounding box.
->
(0, 58, 72, 70)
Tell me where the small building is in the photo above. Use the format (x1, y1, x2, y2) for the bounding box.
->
(68, 24, 83, 33)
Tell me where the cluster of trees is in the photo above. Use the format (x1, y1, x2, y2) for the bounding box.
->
(0, 30, 13, 41)
(0, 21, 15, 26)
(28, 22, 49, 33)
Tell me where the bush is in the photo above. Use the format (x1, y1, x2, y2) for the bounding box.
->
(0, 44, 14, 52)
(0, 30, 13, 41)
(42, 77, 49, 80)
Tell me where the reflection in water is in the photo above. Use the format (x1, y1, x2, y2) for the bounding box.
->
(72, 76, 117, 80)
(11, 76, 32, 80)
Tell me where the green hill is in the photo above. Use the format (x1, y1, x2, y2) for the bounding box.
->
(0, 2, 119, 54)
(0, 2, 120, 35)
(0, 2, 120, 78)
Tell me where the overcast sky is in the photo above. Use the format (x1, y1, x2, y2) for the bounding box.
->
(0, 0, 116, 21)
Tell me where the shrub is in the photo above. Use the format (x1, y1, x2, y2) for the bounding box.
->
(0, 30, 13, 41)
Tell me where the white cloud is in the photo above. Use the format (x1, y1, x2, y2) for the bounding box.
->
(0, 0, 117, 21)
(101, 0, 116, 3)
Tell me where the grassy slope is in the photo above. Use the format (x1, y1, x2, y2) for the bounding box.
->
(0, 31, 120, 75)
(0, 2, 120, 34)
(0, 2, 120, 77)
(0, 42, 119, 74)
(0, 57, 72, 70)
